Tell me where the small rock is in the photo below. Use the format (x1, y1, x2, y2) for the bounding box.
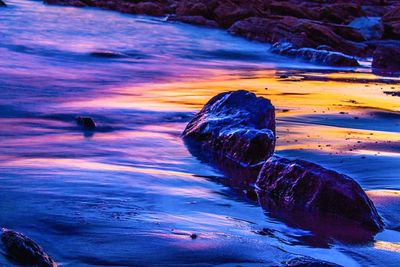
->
(1, 229, 56, 267)
(190, 233, 198, 239)
(76, 116, 96, 130)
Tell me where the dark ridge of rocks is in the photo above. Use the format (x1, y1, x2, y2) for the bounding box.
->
(1, 229, 56, 267)
(182, 90, 275, 167)
(89, 50, 129, 58)
(271, 42, 360, 67)
(372, 45, 400, 74)
(0, 0, 6, 7)
(256, 156, 384, 232)
(43, 0, 400, 65)
(76, 116, 96, 130)
(228, 16, 368, 57)
(283, 257, 342, 267)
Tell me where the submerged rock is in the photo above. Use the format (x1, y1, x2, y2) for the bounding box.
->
(182, 90, 275, 167)
(372, 45, 400, 74)
(256, 156, 384, 232)
(76, 116, 96, 130)
(283, 256, 342, 267)
(1, 229, 56, 267)
(271, 42, 359, 67)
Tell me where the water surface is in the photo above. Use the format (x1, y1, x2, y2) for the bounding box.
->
(1, 1, 400, 266)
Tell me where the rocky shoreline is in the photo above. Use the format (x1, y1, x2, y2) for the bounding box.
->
(39, 0, 400, 72)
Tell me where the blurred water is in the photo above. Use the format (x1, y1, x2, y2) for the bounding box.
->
(0, 1, 400, 266)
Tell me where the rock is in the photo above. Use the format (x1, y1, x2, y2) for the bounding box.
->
(213, 1, 264, 28)
(271, 42, 359, 67)
(256, 156, 384, 232)
(89, 50, 129, 58)
(228, 16, 366, 56)
(283, 256, 342, 267)
(135, 2, 165, 17)
(382, 6, 400, 39)
(315, 3, 365, 24)
(349, 17, 384, 40)
(0, 0, 6, 7)
(372, 45, 400, 74)
(182, 90, 275, 167)
(167, 15, 218, 27)
(76, 116, 96, 130)
(1, 229, 56, 267)
(44, 0, 87, 7)
(176, 1, 211, 18)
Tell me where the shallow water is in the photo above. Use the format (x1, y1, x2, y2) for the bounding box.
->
(0, 1, 400, 266)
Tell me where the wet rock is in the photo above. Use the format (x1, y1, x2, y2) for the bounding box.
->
(90, 50, 129, 58)
(314, 3, 364, 24)
(183, 90, 275, 167)
(167, 15, 218, 28)
(1, 229, 56, 267)
(283, 256, 342, 267)
(76, 116, 96, 130)
(213, 1, 264, 28)
(256, 156, 384, 232)
(372, 45, 400, 74)
(228, 16, 366, 56)
(271, 42, 359, 67)
(0, 0, 6, 7)
(349, 17, 384, 40)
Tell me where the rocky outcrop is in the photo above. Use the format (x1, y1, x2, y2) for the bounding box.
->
(0, 0, 6, 7)
(167, 15, 218, 28)
(372, 45, 400, 74)
(228, 16, 367, 56)
(349, 17, 384, 40)
(256, 156, 384, 232)
(271, 42, 359, 67)
(1, 229, 56, 267)
(182, 90, 275, 167)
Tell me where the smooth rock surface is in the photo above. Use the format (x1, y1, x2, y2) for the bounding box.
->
(256, 156, 384, 232)
(1, 229, 56, 267)
(271, 42, 359, 67)
(182, 90, 275, 167)
(349, 17, 384, 40)
(372, 45, 400, 74)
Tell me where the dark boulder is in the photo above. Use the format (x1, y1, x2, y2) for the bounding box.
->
(372, 45, 400, 74)
(256, 156, 384, 232)
(283, 257, 342, 267)
(135, 1, 165, 16)
(271, 42, 359, 67)
(1, 229, 56, 267)
(0, 0, 6, 7)
(44, 0, 87, 7)
(382, 6, 400, 39)
(182, 90, 275, 167)
(76, 116, 96, 130)
(228, 16, 367, 56)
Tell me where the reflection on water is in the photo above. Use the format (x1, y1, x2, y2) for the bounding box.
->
(0, 0, 400, 266)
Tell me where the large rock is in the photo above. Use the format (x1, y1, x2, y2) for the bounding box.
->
(349, 17, 384, 40)
(382, 6, 400, 39)
(271, 42, 359, 67)
(0, 0, 6, 7)
(228, 16, 367, 56)
(182, 90, 275, 167)
(256, 156, 384, 232)
(1, 229, 56, 267)
(372, 45, 400, 74)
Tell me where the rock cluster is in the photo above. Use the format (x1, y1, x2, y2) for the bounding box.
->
(1, 229, 56, 267)
(43, 0, 400, 69)
(183, 90, 384, 234)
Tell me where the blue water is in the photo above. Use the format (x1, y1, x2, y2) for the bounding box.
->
(1, 1, 400, 266)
